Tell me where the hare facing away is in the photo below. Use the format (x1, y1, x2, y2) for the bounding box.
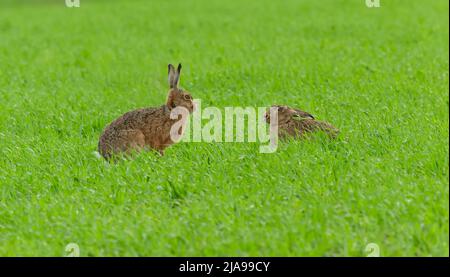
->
(98, 64, 195, 160)
(265, 105, 339, 139)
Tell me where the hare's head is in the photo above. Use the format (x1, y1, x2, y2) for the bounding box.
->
(166, 64, 195, 113)
(265, 105, 314, 125)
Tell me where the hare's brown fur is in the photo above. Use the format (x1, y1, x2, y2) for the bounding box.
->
(98, 64, 194, 160)
(266, 105, 339, 139)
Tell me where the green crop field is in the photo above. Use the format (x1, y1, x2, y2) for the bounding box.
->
(0, 0, 448, 256)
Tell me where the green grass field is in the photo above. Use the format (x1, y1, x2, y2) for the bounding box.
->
(0, 0, 448, 256)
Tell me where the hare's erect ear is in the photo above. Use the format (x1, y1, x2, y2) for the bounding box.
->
(174, 63, 182, 88)
(168, 64, 177, 89)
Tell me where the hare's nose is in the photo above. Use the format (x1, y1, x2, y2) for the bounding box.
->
(192, 102, 197, 112)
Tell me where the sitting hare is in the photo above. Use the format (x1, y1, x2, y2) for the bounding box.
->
(98, 64, 194, 160)
(265, 105, 339, 139)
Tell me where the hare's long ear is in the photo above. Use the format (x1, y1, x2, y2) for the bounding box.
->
(174, 63, 182, 88)
(168, 64, 177, 89)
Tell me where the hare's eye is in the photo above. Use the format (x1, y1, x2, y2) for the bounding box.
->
(183, 94, 192, 101)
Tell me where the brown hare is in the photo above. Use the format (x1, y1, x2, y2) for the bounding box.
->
(98, 64, 194, 160)
(265, 105, 339, 139)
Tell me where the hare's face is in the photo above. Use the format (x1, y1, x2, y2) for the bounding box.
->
(265, 105, 295, 125)
(166, 63, 195, 113)
(265, 105, 315, 125)
(169, 89, 195, 113)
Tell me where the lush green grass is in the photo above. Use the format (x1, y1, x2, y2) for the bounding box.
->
(0, 0, 448, 256)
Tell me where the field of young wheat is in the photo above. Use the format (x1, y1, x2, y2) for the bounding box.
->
(0, 0, 448, 256)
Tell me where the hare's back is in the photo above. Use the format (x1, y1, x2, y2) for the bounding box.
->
(106, 106, 165, 131)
